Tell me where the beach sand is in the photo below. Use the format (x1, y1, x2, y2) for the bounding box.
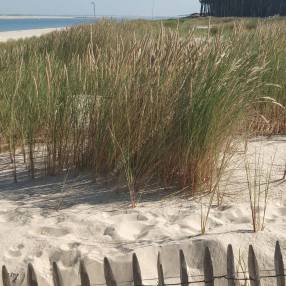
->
(0, 137, 285, 285)
(0, 28, 62, 42)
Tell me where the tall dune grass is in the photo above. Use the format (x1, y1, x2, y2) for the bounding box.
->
(0, 20, 285, 204)
(249, 23, 286, 134)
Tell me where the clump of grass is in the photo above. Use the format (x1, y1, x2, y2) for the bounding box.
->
(200, 140, 234, 234)
(245, 153, 274, 232)
(247, 22, 286, 135)
(0, 19, 285, 205)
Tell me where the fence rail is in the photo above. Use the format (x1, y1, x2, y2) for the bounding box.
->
(2, 241, 286, 286)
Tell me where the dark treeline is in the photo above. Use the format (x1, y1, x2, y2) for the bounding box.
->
(200, 0, 286, 17)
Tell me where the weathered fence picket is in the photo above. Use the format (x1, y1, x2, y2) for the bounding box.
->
(204, 247, 214, 286)
(27, 263, 38, 286)
(1, 242, 286, 286)
(52, 262, 63, 286)
(179, 250, 188, 286)
(79, 260, 91, 286)
(227, 244, 237, 286)
(275, 241, 285, 286)
(248, 245, 261, 286)
(132, 253, 142, 286)
(157, 252, 165, 286)
(104, 257, 117, 286)
(2, 266, 11, 286)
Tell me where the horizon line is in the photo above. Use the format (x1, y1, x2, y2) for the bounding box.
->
(0, 12, 199, 18)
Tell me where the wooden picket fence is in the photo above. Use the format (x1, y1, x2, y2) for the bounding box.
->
(1, 241, 286, 286)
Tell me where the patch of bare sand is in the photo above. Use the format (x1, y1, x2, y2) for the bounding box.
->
(0, 28, 63, 42)
(0, 136, 285, 286)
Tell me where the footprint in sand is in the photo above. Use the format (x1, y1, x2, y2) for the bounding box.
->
(104, 226, 116, 237)
(49, 244, 81, 267)
(275, 207, 286, 216)
(68, 242, 81, 248)
(224, 208, 250, 224)
(35, 250, 43, 258)
(49, 248, 62, 262)
(38, 226, 70, 237)
(137, 214, 148, 221)
(6, 208, 32, 224)
(8, 247, 22, 257)
(6, 243, 25, 258)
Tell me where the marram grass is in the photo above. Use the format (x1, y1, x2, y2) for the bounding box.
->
(0, 20, 285, 205)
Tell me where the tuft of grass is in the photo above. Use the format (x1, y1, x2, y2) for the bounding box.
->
(0, 19, 285, 205)
(245, 153, 274, 232)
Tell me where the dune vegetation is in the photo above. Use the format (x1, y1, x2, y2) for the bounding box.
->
(0, 19, 285, 206)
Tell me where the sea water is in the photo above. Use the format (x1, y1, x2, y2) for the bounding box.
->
(0, 17, 97, 32)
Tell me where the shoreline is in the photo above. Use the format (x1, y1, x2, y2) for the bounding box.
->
(0, 15, 90, 19)
(0, 27, 63, 42)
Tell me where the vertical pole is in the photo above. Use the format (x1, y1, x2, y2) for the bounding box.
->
(132, 253, 142, 286)
(27, 263, 38, 286)
(2, 266, 11, 286)
(157, 252, 165, 286)
(248, 245, 261, 286)
(180, 250, 188, 286)
(52, 262, 63, 286)
(204, 247, 214, 286)
(274, 241, 285, 286)
(104, 257, 117, 286)
(79, 260, 91, 286)
(227, 245, 237, 286)
(91, 1, 96, 17)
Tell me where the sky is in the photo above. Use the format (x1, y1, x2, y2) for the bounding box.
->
(0, 0, 201, 17)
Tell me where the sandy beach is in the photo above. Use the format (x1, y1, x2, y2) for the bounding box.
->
(0, 137, 285, 286)
(0, 28, 62, 42)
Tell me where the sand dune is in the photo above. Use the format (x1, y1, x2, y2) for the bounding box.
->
(0, 28, 62, 42)
(0, 137, 285, 285)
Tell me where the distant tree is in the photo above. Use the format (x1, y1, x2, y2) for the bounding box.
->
(199, 0, 286, 17)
